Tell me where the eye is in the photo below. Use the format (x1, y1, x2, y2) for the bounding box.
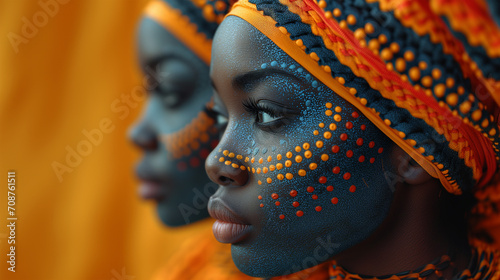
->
(258, 112, 282, 124)
(205, 104, 228, 138)
(162, 94, 180, 107)
(243, 98, 298, 133)
(216, 114, 229, 126)
(145, 59, 198, 108)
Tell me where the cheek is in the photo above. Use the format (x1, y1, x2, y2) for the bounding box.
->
(214, 95, 393, 226)
(160, 109, 220, 172)
(254, 103, 390, 223)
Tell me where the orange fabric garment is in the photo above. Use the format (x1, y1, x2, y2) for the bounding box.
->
(152, 220, 258, 280)
(152, 219, 330, 280)
(0, 1, 207, 279)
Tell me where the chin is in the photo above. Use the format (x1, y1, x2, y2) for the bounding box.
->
(156, 202, 210, 227)
(231, 243, 322, 278)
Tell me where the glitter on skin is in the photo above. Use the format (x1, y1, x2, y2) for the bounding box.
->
(208, 17, 397, 277)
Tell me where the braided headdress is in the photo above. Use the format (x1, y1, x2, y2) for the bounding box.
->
(226, 0, 500, 243)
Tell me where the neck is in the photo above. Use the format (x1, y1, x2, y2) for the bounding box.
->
(333, 180, 471, 278)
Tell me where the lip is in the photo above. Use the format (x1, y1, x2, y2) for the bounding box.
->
(137, 180, 166, 200)
(135, 163, 169, 201)
(208, 197, 252, 243)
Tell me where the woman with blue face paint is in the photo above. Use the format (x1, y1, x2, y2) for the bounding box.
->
(206, 0, 500, 279)
(129, 0, 259, 279)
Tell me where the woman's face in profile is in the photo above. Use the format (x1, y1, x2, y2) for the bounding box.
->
(129, 16, 219, 227)
(206, 16, 398, 277)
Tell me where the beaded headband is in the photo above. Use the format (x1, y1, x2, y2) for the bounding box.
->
(143, 0, 234, 64)
(226, 0, 500, 195)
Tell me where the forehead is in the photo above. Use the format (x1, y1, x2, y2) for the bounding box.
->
(137, 17, 186, 64)
(212, 16, 289, 77)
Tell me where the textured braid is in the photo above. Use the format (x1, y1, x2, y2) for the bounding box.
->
(161, 0, 220, 38)
(250, 0, 476, 190)
(369, 0, 500, 151)
(442, 16, 500, 81)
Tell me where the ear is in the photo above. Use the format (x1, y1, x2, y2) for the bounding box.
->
(391, 146, 434, 186)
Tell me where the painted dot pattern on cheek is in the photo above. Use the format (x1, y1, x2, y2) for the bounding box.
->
(160, 108, 219, 171)
(212, 71, 389, 222)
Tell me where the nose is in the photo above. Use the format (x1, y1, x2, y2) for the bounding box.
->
(205, 147, 249, 187)
(129, 120, 158, 151)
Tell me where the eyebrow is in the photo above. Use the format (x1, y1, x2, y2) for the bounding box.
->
(143, 53, 191, 72)
(232, 68, 302, 93)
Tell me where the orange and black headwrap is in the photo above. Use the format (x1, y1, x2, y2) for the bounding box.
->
(143, 0, 236, 64)
(226, 0, 500, 241)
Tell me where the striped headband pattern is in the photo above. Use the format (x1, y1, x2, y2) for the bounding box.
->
(227, 0, 500, 195)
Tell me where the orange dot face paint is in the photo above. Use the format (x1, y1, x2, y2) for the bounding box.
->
(208, 17, 398, 278)
(132, 14, 222, 227)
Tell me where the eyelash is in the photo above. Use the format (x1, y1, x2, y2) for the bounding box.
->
(242, 97, 293, 133)
(242, 97, 281, 119)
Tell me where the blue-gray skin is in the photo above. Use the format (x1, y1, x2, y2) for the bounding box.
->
(130, 17, 217, 227)
(206, 16, 399, 277)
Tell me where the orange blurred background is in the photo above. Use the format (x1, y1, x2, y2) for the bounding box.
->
(0, 1, 212, 279)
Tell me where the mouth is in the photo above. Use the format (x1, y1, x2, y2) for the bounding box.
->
(137, 180, 167, 200)
(208, 197, 252, 244)
(135, 164, 169, 201)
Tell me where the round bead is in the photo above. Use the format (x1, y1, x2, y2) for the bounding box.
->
(472, 110, 482, 121)
(378, 34, 387, 44)
(389, 42, 400, 53)
(347, 15, 357, 25)
(395, 58, 406, 72)
(369, 39, 380, 51)
(365, 23, 375, 34)
(432, 68, 442, 80)
(422, 76, 433, 88)
(460, 101, 472, 114)
(446, 93, 458, 106)
(404, 50, 415, 61)
(333, 8, 341, 17)
(409, 67, 421, 81)
(434, 84, 446, 98)
(381, 48, 393, 60)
